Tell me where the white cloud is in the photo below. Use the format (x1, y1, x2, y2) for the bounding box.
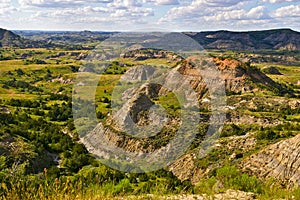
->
(202, 9, 245, 21)
(143, 0, 179, 5)
(201, 6, 268, 21)
(0, 0, 11, 3)
(202, 0, 248, 7)
(156, 0, 278, 31)
(53, 7, 109, 16)
(108, 0, 143, 8)
(20, 0, 154, 30)
(272, 4, 300, 17)
(262, 0, 300, 3)
(0, 0, 298, 31)
(247, 6, 268, 19)
(110, 7, 153, 17)
(0, 0, 11, 8)
(0, 0, 17, 16)
(31, 5, 151, 19)
(159, 0, 251, 22)
(18, 0, 112, 8)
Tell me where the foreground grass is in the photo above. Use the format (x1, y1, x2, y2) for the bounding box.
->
(2, 165, 300, 200)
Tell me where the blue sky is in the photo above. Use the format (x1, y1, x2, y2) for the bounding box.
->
(0, 0, 299, 31)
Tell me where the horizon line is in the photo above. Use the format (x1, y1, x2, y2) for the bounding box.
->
(8, 27, 299, 33)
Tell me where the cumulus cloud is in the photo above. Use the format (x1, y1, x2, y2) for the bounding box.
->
(110, 7, 153, 17)
(23, 0, 154, 30)
(272, 4, 300, 17)
(156, 0, 279, 31)
(200, 6, 268, 22)
(143, 0, 179, 5)
(1, 0, 299, 31)
(0, 0, 11, 8)
(31, 5, 153, 19)
(45, 6, 110, 17)
(202, 9, 244, 21)
(202, 0, 248, 7)
(18, 0, 112, 8)
(247, 6, 268, 19)
(159, 0, 250, 23)
(108, 0, 143, 8)
(0, 0, 17, 15)
(262, 0, 300, 3)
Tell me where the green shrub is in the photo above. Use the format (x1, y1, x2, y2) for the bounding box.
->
(256, 130, 279, 140)
(220, 124, 245, 137)
(197, 165, 264, 194)
(113, 178, 133, 195)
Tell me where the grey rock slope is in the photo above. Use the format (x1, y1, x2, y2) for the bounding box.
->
(242, 134, 300, 187)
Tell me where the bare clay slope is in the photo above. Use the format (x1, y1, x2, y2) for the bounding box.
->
(83, 54, 293, 181)
(242, 134, 300, 187)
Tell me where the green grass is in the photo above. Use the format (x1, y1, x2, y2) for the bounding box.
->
(256, 63, 300, 85)
(194, 165, 300, 200)
(154, 92, 181, 117)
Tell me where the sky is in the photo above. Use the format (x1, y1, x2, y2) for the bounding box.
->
(0, 0, 299, 31)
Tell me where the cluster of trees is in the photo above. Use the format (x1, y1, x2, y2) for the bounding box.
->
(2, 79, 43, 93)
(24, 58, 47, 65)
(6, 93, 72, 121)
(49, 93, 70, 101)
(0, 90, 96, 176)
(256, 122, 299, 141)
(104, 62, 127, 75)
(73, 98, 97, 119)
(9, 101, 71, 122)
(0, 49, 17, 60)
(48, 102, 72, 121)
(7, 98, 40, 108)
(0, 108, 92, 173)
(248, 100, 299, 116)
(12, 68, 25, 76)
(220, 124, 248, 137)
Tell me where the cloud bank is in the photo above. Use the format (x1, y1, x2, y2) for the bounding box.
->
(0, 0, 298, 31)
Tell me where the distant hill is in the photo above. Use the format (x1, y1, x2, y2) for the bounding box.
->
(2, 28, 300, 51)
(184, 29, 300, 51)
(0, 28, 48, 48)
(0, 28, 86, 49)
(15, 30, 114, 49)
(0, 28, 22, 47)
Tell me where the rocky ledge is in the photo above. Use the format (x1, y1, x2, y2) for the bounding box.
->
(242, 134, 300, 187)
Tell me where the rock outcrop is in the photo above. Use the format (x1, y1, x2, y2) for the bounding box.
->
(176, 57, 289, 95)
(242, 134, 300, 187)
(121, 49, 181, 62)
(168, 133, 258, 184)
(80, 53, 294, 179)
